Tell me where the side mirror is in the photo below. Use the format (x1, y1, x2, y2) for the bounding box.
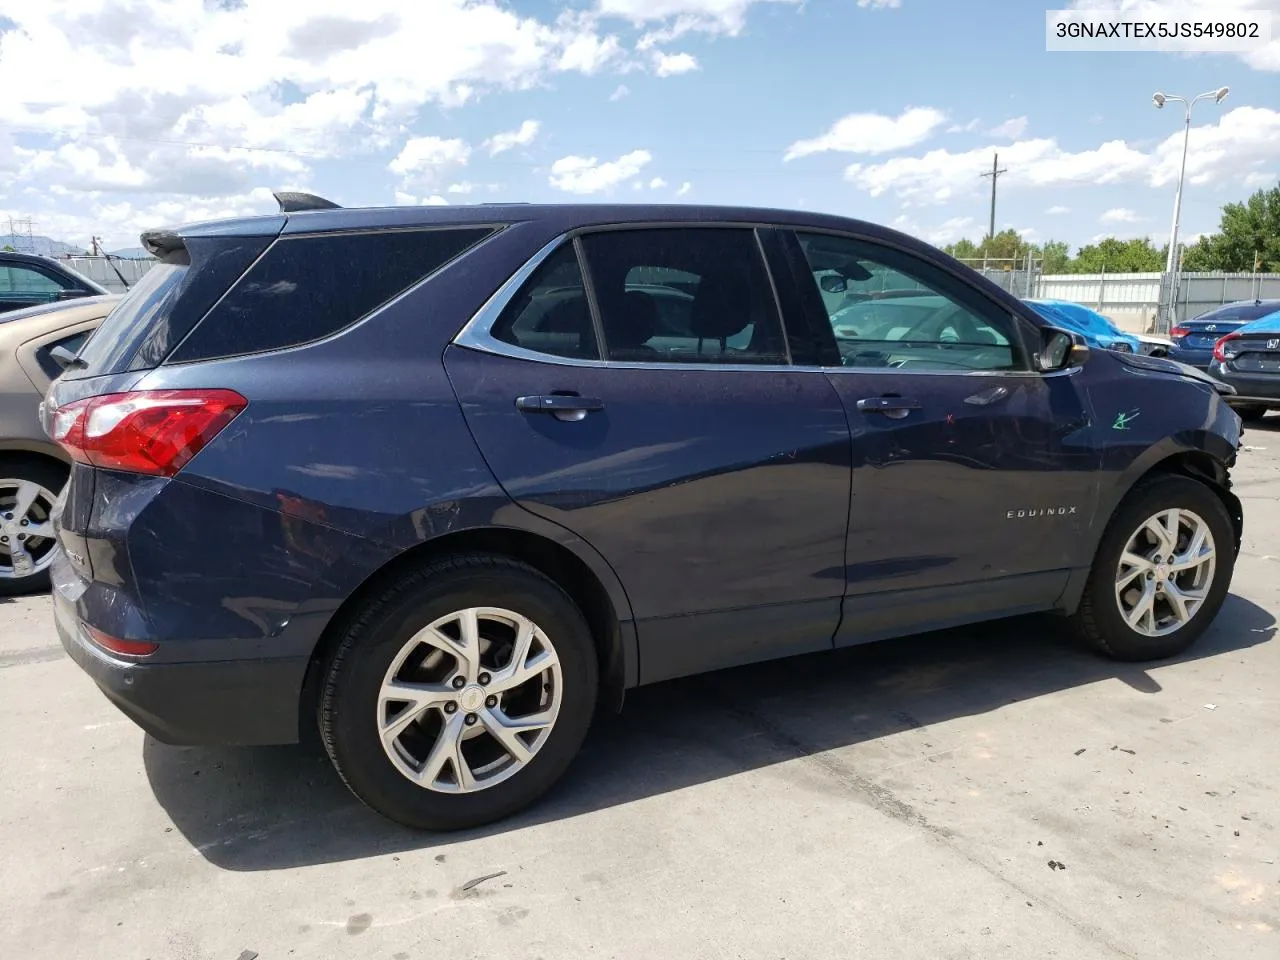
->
(1149, 346, 1169, 358)
(1036, 327, 1089, 372)
(50, 345, 81, 370)
(819, 274, 847, 294)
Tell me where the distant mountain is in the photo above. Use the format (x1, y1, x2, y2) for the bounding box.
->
(0, 233, 87, 256)
(107, 247, 155, 260)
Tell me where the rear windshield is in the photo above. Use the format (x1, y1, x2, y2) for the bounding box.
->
(1195, 302, 1280, 323)
(70, 234, 275, 378)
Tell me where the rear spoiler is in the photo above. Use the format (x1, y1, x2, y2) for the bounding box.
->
(138, 191, 339, 264)
(273, 191, 341, 213)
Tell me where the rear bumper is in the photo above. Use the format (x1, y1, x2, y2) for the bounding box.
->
(1211, 364, 1280, 406)
(1168, 346, 1213, 369)
(54, 574, 307, 746)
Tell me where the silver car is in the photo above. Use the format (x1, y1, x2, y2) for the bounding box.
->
(0, 295, 120, 594)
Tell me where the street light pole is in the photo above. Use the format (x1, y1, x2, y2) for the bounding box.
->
(1152, 87, 1228, 332)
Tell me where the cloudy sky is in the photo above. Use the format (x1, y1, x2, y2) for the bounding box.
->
(0, 0, 1277, 250)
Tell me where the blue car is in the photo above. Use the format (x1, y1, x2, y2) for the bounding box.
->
(1207, 307, 1280, 420)
(44, 196, 1243, 830)
(1169, 299, 1280, 369)
(1024, 298, 1143, 354)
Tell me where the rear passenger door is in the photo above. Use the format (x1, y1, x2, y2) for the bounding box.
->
(446, 226, 852, 684)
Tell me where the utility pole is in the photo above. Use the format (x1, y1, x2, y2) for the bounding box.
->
(979, 152, 1007, 242)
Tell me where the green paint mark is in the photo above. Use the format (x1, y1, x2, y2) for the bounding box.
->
(1112, 409, 1140, 431)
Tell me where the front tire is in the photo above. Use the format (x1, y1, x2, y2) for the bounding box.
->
(321, 554, 598, 830)
(1072, 475, 1235, 661)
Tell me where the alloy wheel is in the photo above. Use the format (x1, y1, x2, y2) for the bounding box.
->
(376, 606, 563, 793)
(1114, 507, 1216, 638)
(0, 479, 59, 581)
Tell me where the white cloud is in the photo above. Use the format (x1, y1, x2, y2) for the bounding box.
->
(653, 51, 699, 76)
(483, 120, 541, 157)
(388, 136, 471, 191)
(610, 84, 631, 101)
(1243, 170, 1277, 188)
(841, 107, 1280, 205)
(785, 107, 948, 160)
(549, 149, 652, 193)
(1046, 205, 1071, 214)
(948, 118, 981, 134)
(393, 191, 450, 206)
(677, 181, 692, 195)
(988, 116, 1029, 139)
(891, 214, 979, 246)
(1101, 207, 1140, 223)
(1068, 0, 1280, 71)
(649, 177, 668, 189)
(3, 0, 787, 241)
(595, 0, 801, 35)
(858, 0, 902, 6)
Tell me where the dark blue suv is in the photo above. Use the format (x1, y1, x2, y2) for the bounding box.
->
(45, 196, 1244, 830)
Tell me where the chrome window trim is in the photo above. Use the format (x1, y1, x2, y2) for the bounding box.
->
(451, 227, 1069, 379)
(453, 227, 797, 372)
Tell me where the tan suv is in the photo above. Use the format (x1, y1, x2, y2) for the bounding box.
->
(0, 295, 120, 594)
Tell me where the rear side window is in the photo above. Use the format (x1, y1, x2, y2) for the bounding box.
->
(73, 234, 274, 378)
(579, 228, 788, 364)
(170, 227, 494, 363)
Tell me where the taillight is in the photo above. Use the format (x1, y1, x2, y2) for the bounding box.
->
(1213, 333, 1241, 364)
(85, 626, 158, 657)
(50, 389, 247, 477)
(1170, 325, 1190, 339)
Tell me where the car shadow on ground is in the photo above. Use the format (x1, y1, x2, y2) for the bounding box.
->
(144, 596, 1275, 871)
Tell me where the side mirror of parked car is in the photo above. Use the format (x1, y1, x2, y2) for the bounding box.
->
(1149, 346, 1169, 358)
(1037, 327, 1089, 372)
(819, 274, 847, 294)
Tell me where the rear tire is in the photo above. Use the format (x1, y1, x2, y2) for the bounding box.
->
(321, 554, 598, 831)
(0, 457, 68, 597)
(1071, 475, 1235, 661)
(1235, 405, 1268, 422)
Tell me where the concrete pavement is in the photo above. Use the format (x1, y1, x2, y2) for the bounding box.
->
(2, 428, 1278, 959)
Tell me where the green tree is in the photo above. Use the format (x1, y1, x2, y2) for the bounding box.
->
(1040, 239, 1070, 274)
(1, 245, 14, 252)
(1181, 182, 1280, 272)
(944, 238, 980, 261)
(1067, 237, 1166, 273)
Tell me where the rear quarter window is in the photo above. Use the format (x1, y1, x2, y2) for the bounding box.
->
(169, 227, 495, 362)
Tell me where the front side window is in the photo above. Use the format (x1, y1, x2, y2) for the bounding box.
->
(579, 228, 788, 364)
(795, 233, 1023, 372)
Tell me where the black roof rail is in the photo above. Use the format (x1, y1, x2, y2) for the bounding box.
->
(273, 191, 342, 213)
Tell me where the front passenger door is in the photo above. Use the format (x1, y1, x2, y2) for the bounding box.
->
(783, 231, 1100, 642)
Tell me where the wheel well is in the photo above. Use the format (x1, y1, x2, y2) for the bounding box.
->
(1139, 451, 1242, 549)
(0, 449, 70, 484)
(297, 527, 628, 741)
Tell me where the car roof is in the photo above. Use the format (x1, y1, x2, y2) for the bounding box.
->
(0, 250, 76, 267)
(1235, 309, 1280, 335)
(173, 202, 937, 249)
(0, 294, 120, 329)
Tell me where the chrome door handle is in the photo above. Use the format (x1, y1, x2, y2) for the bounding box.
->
(515, 395, 604, 422)
(857, 396, 921, 420)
